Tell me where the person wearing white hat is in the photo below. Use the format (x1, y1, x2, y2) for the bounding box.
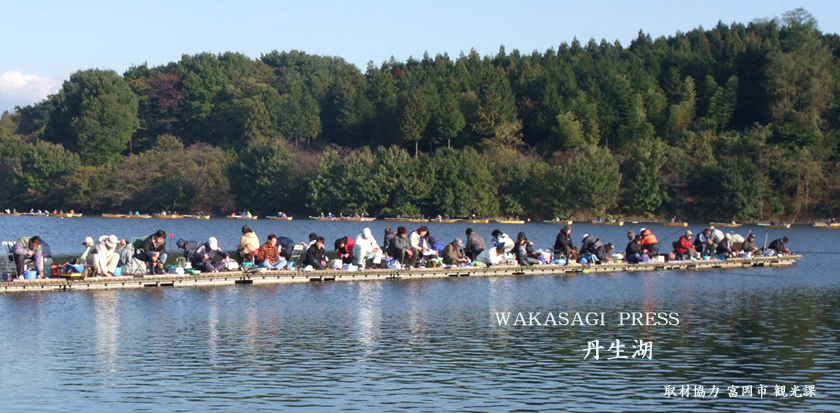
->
(77, 236, 95, 264)
(89, 235, 125, 276)
(353, 228, 383, 269)
(193, 237, 230, 273)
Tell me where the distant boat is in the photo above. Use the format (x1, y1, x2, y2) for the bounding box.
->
(266, 216, 293, 220)
(341, 217, 376, 222)
(757, 222, 791, 228)
(463, 219, 490, 224)
(494, 219, 525, 224)
(429, 218, 460, 223)
(663, 222, 688, 227)
(184, 214, 210, 219)
(544, 220, 573, 225)
(154, 214, 185, 219)
(384, 217, 429, 222)
(102, 213, 151, 218)
(309, 216, 339, 221)
(52, 213, 83, 218)
(227, 215, 257, 220)
(21, 212, 50, 217)
(0, 212, 21, 216)
(710, 222, 741, 228)
(592, 221, 624, 226)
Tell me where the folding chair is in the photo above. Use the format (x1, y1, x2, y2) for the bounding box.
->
(290, 244, 305, 267)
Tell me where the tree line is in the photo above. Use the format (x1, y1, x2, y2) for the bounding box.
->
(1, 9, 838, 219)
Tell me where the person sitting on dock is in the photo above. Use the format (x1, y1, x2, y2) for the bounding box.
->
(136, 230, 168, 274)
(716, 233, 736, 258)
(768, 237, 791, 255)
(256, 234, 286, 270)
(695, 227, 724, 257)
(409, 226, 432, 258)
(625, 234, 648, 264)
(176, 239, 201, 263)
(464, 228, 486, 261)
(673, 230, 697, 260)
(475, 243, 505, 267)
(579, 234, 610, 264)
(390, 226, 417, 267)
(553, 225, 577, 264)
(382, 228, 396, 257)
(515, 232, 541, 266)
(639, 228, 659, 256)
(353, 228, 384, 269)
(442, 238, 469, 266)
(303, 236, 328, 270)
(237, 225, 260, 264)
(491, 230, 515, 256)
(334, 236, 356, 264)
(11, 235, 45, 279)
(276, 236, 296, 264)
(193, 237, 230, 273)
(74, 236, 95, 265)
(88, 235, 126, 277)
(741, 233, 758, 256)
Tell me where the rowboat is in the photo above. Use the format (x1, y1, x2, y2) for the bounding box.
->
(154, 214, 184, 219)
(592, 221, 624, 226)
(823, 223, 840, 229)
(544, 220, 573, 225)
(266, 216, 293, 220)
(183, 214, 210, 219)
(0, 213, 21, 216)
(127, 214, 152, 218)
(227, 215, 257, 220)
(341, 217, 377, 222)
(494, 219, 525, 224)
(309, 216, 339, 221)
(464, 219, 490, 224)
(757, 223, 791, 229)
(384, 217, 429, 222)
(663, 222, 688, 227)
(21, 212, 50, 217)
(429, 218, 460, 223)
(52, 213, 83, 218)
(710, 222, 741, 228)
(102, 213, 152, 218)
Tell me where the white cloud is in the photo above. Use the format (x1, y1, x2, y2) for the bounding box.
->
(0, 71, 66, 111)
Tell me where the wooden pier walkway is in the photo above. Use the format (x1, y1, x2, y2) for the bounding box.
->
(0, 255, 800, 294)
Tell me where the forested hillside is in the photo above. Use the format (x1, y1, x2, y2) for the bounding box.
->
(1, 9, 838, 219)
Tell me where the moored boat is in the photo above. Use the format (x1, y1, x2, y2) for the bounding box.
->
(494, 219, 525, 224)
(592, 221, 624, 226)
(710, 222, 741, 228)
(384, 217, 429, 222)
(758, 222, 791, 229)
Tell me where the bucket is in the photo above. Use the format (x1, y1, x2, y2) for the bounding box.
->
(74, 265, 85, 273)
(113, 266, 123, 276)
(24, 270, 38, 280)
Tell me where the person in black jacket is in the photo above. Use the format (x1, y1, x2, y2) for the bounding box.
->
(579, 234, 608, 263)
(768, 237, 790, 255)
(553, 225, 577, 262)
(625, 234, 646, 264)
(465, 228, 486, 260)
(515, 232, 540, 266)
(276, 236, 296, 261)
(136, 229, 167, 273)
(304, 236, 327, 270)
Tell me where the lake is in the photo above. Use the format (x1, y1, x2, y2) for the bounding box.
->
(0, 217, 838, 411)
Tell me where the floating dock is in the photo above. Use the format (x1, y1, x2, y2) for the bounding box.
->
(0, 255, 800, 294)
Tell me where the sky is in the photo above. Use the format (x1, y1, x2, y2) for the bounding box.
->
(1, 0, 838, 113)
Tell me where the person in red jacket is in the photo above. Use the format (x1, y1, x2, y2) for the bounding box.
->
(334, 236, 356, 264)
(673, 230, 697, 260)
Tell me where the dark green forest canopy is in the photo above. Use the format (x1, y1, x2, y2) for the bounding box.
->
(3, 9, 840, 220)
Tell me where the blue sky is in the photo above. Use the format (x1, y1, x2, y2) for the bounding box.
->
(1, 0, 837, 113)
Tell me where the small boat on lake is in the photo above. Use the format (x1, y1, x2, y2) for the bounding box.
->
(227, 215, 257, 220)
(592, 220, 624, 226)
(544, 220, 573, 225)
(154, 214, 185, 219)
(266, 216, 293, 220)
(710, 222, 741, 228)
(463, 219, 490, 224)
(341, 217, 376, 222)
(183, 214, 210, 219)
(309, 216, 339, 221)
(494, 219, 525, 224)
(384, 217, 429, 222)
(663, 222, 688, 227)
(429, 218, 460, 223)
(52, 213, 83, 218)
(758, 222, 791, 229)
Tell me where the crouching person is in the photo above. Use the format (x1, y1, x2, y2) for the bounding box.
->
(304, 236, 327, 270)
(136, 230, 168, 274)
(256, 234, 286, 270)
(192, 237, 230, 273)
(12, 236, 44, 279)
(88, 235, 125, 277)
(353, 228, 383, 269)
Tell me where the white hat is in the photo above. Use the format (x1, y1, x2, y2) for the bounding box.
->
(640, 228, 647, 232)
(105, 235, 118, 248)
(208, 237, 218, 250)
(362, 228, 372, 239)
(582, 234, 589, 240)
(725, 233, 732, 240)
(83, 236, 94, 246)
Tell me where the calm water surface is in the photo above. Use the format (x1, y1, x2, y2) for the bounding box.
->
(0, 217, 838, 411)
